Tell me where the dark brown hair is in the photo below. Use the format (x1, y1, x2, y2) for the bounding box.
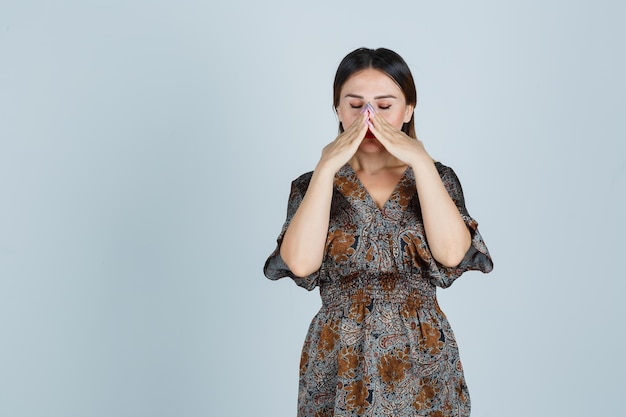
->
(333, 47, 417, 138)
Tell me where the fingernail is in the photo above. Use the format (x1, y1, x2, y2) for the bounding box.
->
(366, 102, 375, 113)
(367, 120, 374, 128)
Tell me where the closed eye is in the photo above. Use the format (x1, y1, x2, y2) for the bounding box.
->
(378, 105, 391, 110)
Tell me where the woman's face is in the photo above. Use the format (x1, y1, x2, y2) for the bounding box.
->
(336, 68, 414, 150)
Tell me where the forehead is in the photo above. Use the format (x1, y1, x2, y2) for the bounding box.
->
(340, 68, 404, 98)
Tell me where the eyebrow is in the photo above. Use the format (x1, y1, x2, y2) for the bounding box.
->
(344, 94, 398, 100)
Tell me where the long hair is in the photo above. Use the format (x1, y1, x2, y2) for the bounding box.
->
(333, 48, 417, 138)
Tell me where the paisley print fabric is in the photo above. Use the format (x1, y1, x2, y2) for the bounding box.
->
(264, 162, 493, 417)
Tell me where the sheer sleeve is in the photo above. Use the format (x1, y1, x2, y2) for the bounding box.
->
(429, 164, 493, 288)
(263, 172, 320, 291)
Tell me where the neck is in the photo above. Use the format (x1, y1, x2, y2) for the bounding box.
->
(349, 152, 405, 175)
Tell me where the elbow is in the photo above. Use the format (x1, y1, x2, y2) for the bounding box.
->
(280, 247, 321, 278)
(289, 264, 320, 278)
(433, 236, 472, 268)
(436, 251, 466, 268)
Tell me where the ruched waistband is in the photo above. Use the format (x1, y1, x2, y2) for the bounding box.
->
(319, 271, 436, 310)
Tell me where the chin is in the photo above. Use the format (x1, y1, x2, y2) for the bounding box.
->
(358, 138, 385, 153)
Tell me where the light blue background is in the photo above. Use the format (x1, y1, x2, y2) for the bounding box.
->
(1, 1, 624, 416)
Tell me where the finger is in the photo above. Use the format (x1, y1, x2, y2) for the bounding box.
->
(367, 119, 388, 145)
(347, 112, 369, 133)
(369, 111, 394, 130)
(365, 112, 386, 136)
(367, 112, 393, 136)
(371, 115, 406, 144)
(352, 120, 369, 145)
(344, 114, 369, 142)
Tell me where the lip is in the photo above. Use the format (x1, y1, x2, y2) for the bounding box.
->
(365, 128, 375, 139)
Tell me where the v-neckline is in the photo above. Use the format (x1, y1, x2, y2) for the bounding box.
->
(339, 163, 411, 211)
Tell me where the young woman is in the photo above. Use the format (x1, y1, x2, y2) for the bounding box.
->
(264, 47, 493, 417)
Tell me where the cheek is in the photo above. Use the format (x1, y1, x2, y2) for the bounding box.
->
(338, 109, 360, 127)
(381, 111, 406, 129)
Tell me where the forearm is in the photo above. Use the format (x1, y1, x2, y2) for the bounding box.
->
(280, 164, 336, 277)
(411, 157, 471, 267)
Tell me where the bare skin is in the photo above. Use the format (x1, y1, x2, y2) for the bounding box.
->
(280, 69, 471, 277)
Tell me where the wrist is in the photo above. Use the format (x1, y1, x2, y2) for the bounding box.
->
(408, 153, 434, 170)
(314, 159, 342, 178)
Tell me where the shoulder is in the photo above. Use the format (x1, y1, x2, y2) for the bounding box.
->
(433, 161, 460, 183)
(292, 171, 314, 184)
(433, 161, 467, 202)
(433, 161, 465, 196)
(433, 160, 451, 175)
(290, 171, 314, 193)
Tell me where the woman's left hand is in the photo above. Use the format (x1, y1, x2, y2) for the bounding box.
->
(367, 109, 430, 167)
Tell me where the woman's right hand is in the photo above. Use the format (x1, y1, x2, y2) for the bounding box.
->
(317, 113, 369, 173)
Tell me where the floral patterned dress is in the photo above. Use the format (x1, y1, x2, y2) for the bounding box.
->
(264, 162, 493, 417)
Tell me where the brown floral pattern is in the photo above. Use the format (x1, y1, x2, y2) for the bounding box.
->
(327, 228, 356, 263)
(378, 347, 412, 385)
(343, 378, 370, 414)
(317, 318, 340, 357)
(265, 162, 493, 416)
